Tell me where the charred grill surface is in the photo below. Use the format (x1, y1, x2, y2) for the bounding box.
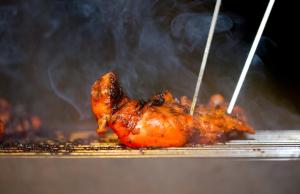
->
(0, 130, 300, 158)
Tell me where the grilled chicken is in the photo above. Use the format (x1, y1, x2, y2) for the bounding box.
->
(91, 72, 255, 148)
(91, 72, 194, 147)
(181, 94, 255, 144)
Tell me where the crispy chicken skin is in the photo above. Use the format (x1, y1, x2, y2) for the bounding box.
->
(91, 72, 194, 147)
(91, 72, 255, 148)
(182, 94, 255, 144)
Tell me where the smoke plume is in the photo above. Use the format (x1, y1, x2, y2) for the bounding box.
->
(0, 0, 298, 130)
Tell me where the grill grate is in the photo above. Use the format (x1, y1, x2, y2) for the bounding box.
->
(1, 130, 300, 158)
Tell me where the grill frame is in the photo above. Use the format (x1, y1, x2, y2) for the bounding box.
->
(1, 130, 300, 159)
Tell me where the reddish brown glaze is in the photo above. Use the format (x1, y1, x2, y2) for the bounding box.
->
(91, 72, 255, 148)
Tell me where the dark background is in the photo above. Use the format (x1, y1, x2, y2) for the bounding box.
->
(224, 0, 299, 111)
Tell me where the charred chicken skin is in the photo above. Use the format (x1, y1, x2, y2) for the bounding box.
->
(91, 72, 194, 147)
(181, 94, 255, 144)
(91, 72, 255, 148)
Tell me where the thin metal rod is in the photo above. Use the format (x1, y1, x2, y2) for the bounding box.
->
(190, 0, 222, 115)
(227, 0, 275, 114)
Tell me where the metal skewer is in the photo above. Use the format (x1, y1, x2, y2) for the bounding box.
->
(190, 0, 222, 115)
(227, 0, 275, 114)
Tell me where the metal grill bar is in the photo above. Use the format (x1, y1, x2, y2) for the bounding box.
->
(1, 130, 300, 159)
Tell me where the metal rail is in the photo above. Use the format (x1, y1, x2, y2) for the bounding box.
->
(1, 130, 300, 159)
